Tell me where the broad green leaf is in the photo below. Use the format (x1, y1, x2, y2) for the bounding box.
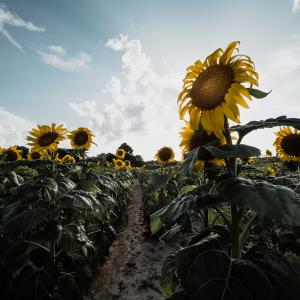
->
(161, 255, 179, 296)
(231, 116, 300, 142)
(216, 176, 300, 226)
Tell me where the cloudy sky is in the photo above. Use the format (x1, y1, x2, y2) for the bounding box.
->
(1, 0, 300, 160)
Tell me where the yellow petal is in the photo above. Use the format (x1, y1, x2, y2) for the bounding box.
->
(220, 41, 240, 64)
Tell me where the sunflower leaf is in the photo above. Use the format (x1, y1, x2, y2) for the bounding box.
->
(215, 176, 300, 226)
(180, 144, 260, 175)
(248, 88, 271, 99)
(165, 234, 299, 299)
(150, 184, 220, 234)
(230, 116, 300, 142)
(203, 144, 261, 159)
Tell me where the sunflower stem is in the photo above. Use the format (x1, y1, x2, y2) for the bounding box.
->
(224, 117, 240, 259)
(202, 170, 209, 228)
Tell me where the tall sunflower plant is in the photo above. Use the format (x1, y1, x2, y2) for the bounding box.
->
(151, 42, 300, 299)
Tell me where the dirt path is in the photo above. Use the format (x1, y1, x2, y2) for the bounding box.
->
(87, 180, 177, 300)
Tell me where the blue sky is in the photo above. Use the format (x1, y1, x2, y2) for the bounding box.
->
(1, 0, 300, 159)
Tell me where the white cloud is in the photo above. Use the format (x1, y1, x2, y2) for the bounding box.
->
(37, 47, 91, 72)
(0, 107, 33, 147)
(293, 0, 300, 11)
(69, 34, 182, 160)
(0, 6, 45, 50)
(240, 35, 300, 153)
(48, 45, 66, 55)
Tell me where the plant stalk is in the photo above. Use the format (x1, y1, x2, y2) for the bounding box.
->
(224, 117, 241, 259)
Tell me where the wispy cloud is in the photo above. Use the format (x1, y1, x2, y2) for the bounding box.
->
(69, 34, 182, 159)
(0, 106, 33, 147)
(0, 6, 45, 50)
(37, 46, 91, 72)
(293, 0, 300, 11)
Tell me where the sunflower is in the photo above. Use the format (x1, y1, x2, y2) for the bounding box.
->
(155, 146, 175, 165)
(69, 127, 94, 151)
(191, 160, 205, 172)
(28, 149, 48, 160)
(179, 122, 225, 166)
(27, 123, 68, 153)
(266, 167, 276, 177)
(116, 148, 126, 159)
(1, 146, 23, 161)
(242, 157, 254, 164)
(61, 154, 76, 164)
(265, 149, 272, 157)
(178, 41, 258, 138)
(114, 159, 125, 170)
(274, 127, 300, 162)
(125, 160, 132, 169)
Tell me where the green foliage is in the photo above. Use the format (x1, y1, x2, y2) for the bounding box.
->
(0, 160, 134, 300)
(162, 233, 300, 300)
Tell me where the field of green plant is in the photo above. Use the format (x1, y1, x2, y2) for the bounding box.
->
(1, 41, 300, 300)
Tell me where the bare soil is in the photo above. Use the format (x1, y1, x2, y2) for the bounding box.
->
(86, 180, 179, 300)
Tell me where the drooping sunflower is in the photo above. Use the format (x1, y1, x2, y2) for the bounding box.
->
(274, 127, 300, 162)
(179, 122, 225, 166)
(27, 123, 68, 153)
(115, 148, 126, 160)
(61, 154, 76, 164)
(178, 41, 258, 138)
(69, 127, 94, 151)
(155, 146, 175, 165)
(1, 146, 23, 161)
(28, 149, 48, 160)
(114, 159, 125, 170)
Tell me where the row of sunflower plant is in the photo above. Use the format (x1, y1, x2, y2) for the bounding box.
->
(0, 124, 135, 299)
(0, 124, 94, 164)
(149, 41, 300, 299)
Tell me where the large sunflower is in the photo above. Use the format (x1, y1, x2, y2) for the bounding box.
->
(27, 123, 68, 153)
(155, 146, 175, 165)
(1, 146, 23, 161)
(114, 159, 125, 170)
(274, 127, 300, 162)
(69, 127, 94, 151)
(178, 41, 258, 138)
(115, 148, 126, 159)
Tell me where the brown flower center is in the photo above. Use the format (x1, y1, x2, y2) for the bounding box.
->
(31, 152, 41, 160)
(38, 132, 59, 147)
(158, 148, 173, 162)
(281, 134, 300, 157)
(190, 131, 219, 161)
(118, 150, 124, 156)
(190, 65, 234, 110)
(117, 161, 122, 166)
(190, 130, 219, 151)
(74, 131, 89, 146)
(5, 150, 18, 161)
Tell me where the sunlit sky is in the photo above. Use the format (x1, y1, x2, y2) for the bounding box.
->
(1, 0, 300, 160)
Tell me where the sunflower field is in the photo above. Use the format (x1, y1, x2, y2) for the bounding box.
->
(2, 41, 300, 300)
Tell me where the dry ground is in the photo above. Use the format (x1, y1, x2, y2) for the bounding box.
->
(87, 180, 179, 300)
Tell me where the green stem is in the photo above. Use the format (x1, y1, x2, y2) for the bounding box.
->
(49, 241, 55, 262)
(224, 117, 240, 259)
(202, 171, 209, 228)
(239, 213, 258, 252)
